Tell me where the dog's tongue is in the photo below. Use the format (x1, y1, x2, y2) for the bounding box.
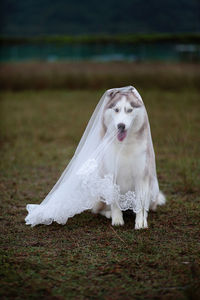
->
(117, 130, 127, 142)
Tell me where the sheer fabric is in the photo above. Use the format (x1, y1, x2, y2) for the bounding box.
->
(25, 86, 151, 227)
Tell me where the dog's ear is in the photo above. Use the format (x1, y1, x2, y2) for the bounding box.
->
(130, 99, 143, 108)
(106, 90, 119, 109)
(130, 88, 143, 108)
(108, 90, 119, 99)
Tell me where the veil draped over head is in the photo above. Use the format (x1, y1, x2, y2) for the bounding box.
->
(25, 86, 146, 227)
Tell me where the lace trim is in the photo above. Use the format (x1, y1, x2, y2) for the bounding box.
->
(25, 158, 141, 227)
(77, 158, 139, 212)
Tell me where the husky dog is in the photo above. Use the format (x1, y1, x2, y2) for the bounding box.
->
(92, 87, 166, 229)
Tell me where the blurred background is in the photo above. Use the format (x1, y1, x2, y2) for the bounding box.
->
(0, 0, 200, 90)
(1, 1, 200, 299)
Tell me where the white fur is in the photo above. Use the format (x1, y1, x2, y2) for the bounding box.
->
(92, 93, 166, 229)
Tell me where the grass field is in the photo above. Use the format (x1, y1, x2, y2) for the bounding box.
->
(0, 84, 200, 299)
(1, 62, 200, 91)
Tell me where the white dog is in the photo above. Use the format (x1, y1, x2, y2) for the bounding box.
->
(92, 88, 166, 229)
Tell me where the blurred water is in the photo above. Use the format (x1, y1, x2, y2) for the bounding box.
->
(0, 42, 199, 62)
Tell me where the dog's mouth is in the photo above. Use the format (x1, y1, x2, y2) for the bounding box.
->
(117, 129, 127, 142)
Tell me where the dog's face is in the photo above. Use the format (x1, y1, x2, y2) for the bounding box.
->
(103, 89, 143, 142)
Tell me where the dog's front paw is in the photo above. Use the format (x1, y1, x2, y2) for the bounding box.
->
(135, 221, 148, 229)
(135, 211, 148, 230)
(135, 220, 143, 229)
(112, 214, 124, 226)
(143, 218, 148, 229)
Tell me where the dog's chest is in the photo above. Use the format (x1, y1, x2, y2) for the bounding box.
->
(103, 142, 146, 193)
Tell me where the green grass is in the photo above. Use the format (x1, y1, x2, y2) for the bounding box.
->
(0, 88, 200, 299)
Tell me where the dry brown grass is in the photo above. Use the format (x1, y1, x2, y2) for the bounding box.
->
(0, 61, 199, 90)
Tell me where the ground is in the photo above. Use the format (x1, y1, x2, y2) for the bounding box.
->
(0, 86, 200, 299)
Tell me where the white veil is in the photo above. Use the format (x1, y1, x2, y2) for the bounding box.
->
(25, 86, 148, 227)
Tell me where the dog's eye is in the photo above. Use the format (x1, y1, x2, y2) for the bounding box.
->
(127, 109, 133, 113)
(114, 108, 119, 113)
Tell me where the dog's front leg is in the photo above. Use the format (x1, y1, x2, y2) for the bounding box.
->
(134, 181, 149, 229)
(111, 202, 124, 226)
(135, 209, 148, 229)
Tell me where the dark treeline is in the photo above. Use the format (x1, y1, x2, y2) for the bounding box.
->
(1, 0, 200, 37)
(1, 33, 200, 45)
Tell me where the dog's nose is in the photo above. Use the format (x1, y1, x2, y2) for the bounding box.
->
(117, 123, 125, 131)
